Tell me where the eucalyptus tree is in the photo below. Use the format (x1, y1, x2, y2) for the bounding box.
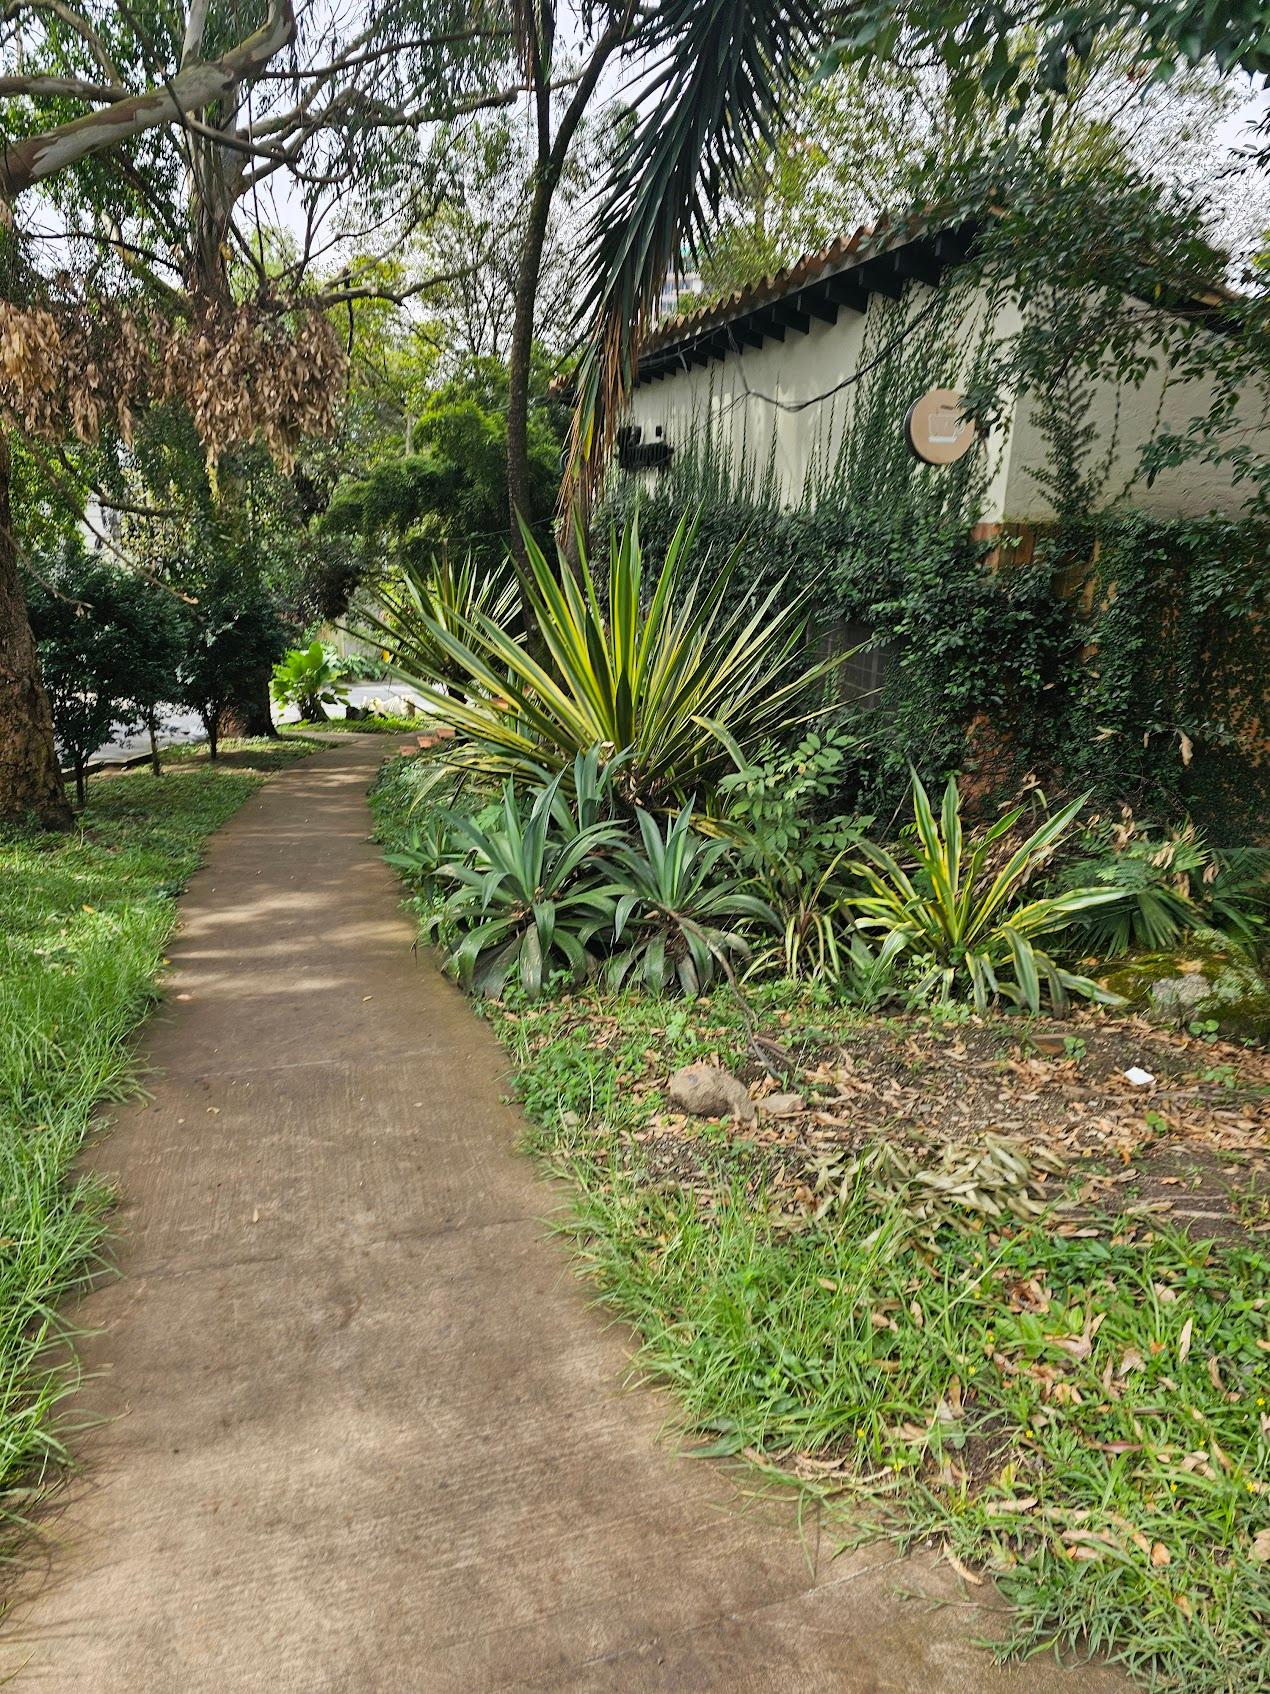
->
(0, 0, 516, 826)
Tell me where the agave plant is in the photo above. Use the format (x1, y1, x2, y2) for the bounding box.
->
(426, 771, 621, 999)
(597, 805, 775, 995)
(354, 551, 520, 694)
(371, 510, 840, 810)
(270, 641, 350, 722)
(848, 774, 1127, 1013)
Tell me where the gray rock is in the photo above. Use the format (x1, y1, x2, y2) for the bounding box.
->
(1150, 975, 1211, 1019)
(667, 1063, 756, 1125)
(757, 1092, 805, 1118)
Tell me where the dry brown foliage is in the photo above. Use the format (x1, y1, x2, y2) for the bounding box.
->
(0, 299, 345, 465)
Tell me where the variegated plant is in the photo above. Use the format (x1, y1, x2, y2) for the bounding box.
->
(369, 510, 840, 811)
(848, 774, 1127, 1013)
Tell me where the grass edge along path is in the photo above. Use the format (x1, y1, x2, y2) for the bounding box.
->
(0, 738, 316, 1547)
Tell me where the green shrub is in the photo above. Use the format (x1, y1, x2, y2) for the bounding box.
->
(850, 773, 1125, 1012)
(270, 641, 350, 722)
(717, 727, 870, 981)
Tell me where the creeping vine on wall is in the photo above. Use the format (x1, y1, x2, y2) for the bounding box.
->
(605, 278, 1268, 837)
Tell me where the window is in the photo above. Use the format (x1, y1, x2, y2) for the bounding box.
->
(818, 619, 893, 710)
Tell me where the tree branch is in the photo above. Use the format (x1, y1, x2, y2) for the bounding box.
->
(0, 0, 295, 200)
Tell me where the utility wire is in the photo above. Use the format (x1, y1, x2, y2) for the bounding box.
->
(662, 286, 949, 424)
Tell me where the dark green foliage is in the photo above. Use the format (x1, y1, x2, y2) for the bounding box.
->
(1059, 822, 1270, 959)
(423, 770, 624, 1000)
(27, 550, 183, 802)
(324, 360, 565, 579)
(624, 495, 1078, 816)
(177, 571, 286, 760)
(1051, 514, 1270, 838)
(623, 490, 1268, 840)
(824, 0, 1270, 126)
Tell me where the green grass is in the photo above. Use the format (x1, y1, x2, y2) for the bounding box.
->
(489, 991, 1270, 1694)
(281, 713, 422, 735)
(0, 737, 314, 1531)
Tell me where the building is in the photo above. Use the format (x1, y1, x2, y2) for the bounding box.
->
(622, 214, 1269, 527)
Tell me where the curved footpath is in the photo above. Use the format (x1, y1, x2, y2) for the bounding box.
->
(0, 738, 1125, 1692)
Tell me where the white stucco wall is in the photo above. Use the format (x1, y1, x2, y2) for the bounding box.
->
(997, 337, 1270, 520)
(627, 279, 1267, 523)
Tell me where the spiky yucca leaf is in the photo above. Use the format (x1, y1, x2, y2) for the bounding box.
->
(372, 510, 841, 810)
(595, 804, 776, 996)
(425, 768, 622, 1000)
(849, 773, 1127, 1013)
(352, 551, 519, 694)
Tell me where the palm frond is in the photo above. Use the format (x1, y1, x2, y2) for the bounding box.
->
(564, 0, 826, 513)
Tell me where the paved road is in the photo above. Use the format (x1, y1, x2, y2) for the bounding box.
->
(85, 685, 429, 769)
(0, 738, 1125, 1692)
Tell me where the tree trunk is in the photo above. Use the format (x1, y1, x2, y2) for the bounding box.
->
(506, 166, 557, 575)
(505, 22, 627, 570)
(147, 712, 162, 776)
(0, 434, 73, 830)
(205, 712, 219, 760)
(73, 753, 86, 807)
(222, 661, 277, 738)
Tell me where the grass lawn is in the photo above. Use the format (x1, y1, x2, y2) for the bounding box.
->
(281, 713, 422, 735)
(0, 737, 315, 1532)
(484, 991, 1270, 1692)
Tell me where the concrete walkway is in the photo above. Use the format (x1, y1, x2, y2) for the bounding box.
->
(0, 739, 1124, 1692)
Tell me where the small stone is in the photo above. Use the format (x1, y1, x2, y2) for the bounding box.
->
(666, 1063, 756, 1125)
(1030, 1032, 1067, 1057)
(758, 1092, 805, 1118)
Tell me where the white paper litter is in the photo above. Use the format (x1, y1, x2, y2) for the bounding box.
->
(1123, 1066, 1155, 1087)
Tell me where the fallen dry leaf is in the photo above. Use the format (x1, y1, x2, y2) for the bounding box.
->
(1178, 1318, 1194, 1364)
(942, 1543, 984, 1586)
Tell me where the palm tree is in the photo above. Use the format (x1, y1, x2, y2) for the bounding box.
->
(502, 2, 827, 548)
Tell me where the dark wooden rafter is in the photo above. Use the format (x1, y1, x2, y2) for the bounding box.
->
(634, 217, 982, 386)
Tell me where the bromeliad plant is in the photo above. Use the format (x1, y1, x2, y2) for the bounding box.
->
(598, 805, 775, 995)
(370, 510, 841, 810)
(850, 774, 1127, 1012)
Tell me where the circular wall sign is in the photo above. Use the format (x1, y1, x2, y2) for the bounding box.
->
(904, 387, 977, 465)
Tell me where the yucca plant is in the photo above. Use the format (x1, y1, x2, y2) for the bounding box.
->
(849, 774, 1127, 1013)
(426, 771, 621, 999)
(597, 805, 775, 995)
(354, 550, 520, 694)
(370, 510, 840, 810)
